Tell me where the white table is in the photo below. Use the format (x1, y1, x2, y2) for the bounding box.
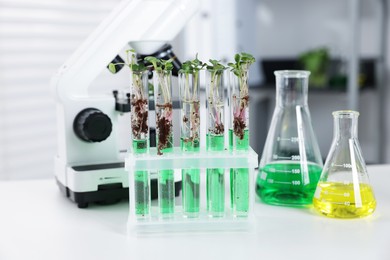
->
(1, 165, 389, 260)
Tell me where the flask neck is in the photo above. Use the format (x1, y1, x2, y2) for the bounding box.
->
(333, 111, 359, 139)
(275, 71, 309, 107)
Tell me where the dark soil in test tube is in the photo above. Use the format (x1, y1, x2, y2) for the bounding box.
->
(131, 96, 148, 139)
(156, 103, 173, 155)
(233, 95, 249, 140)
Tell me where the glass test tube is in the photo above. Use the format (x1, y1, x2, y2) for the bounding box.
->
(131, 70, 150, 217)
(205, 68, 226, 217)
(229, 70, 250, 217)
(179, 72, 201, 217)
(154, 70, 175, 215)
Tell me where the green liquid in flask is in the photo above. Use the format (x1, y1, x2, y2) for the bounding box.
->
(206, 134, 225, 216)
(229, 129, 250, 216)
(181, 138, 200, 217)
(256, 161, 322, 206)
(313, 182, 376, 218)
(132, 139, 150, 216)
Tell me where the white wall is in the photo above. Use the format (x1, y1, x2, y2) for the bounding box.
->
(257, 0, 382, 58)
(0, 0, 123, 180)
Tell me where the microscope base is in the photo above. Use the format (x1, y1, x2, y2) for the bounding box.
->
(55, 158, 181, 208)
(56, 178, 128, 208)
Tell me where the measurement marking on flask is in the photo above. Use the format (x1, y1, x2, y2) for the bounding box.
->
(268, 179, 293, 185)
(268, 168, 297, 174)
(269, 168, 301, 174)
(272, 154, 300, 160)
(323, 200, 351, 206)
(323, 191, 350, 197)
(275, 181, 292, 184)
(296, 105, 309, 185)
(277, 137, 299, 143)
(332, 163, 352, 169)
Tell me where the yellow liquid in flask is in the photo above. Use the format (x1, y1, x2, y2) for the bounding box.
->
(313, 182, 376, 218)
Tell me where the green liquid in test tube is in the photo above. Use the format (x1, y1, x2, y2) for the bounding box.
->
(178, 68, 201, 217)
(153, 69, 175, 216)
(181, 138, 200, 217)
(130, 70, 150, 218)
(205, 66, 226, 217)
(229, 129, 250, 216)
(228, 56, 254, 217)
(206, 134, 225, 217)
(133, 139, 150, 216)
(158, 139, 175, 215)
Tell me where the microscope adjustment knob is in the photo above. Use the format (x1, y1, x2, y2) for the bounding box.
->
(73, 108, 112, 142)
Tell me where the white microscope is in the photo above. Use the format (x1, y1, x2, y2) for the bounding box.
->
(52, 0, 199, 208)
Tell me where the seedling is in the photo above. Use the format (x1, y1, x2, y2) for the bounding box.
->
(228, 53, 255, 140)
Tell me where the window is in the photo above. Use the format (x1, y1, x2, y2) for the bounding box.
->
(0, 0, 120, 179)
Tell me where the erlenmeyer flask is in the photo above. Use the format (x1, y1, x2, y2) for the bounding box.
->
(256, 70, 323, 206)
(313, 110, 376, 218)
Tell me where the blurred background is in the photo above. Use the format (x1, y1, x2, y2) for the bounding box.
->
(0, 0, 389, 180)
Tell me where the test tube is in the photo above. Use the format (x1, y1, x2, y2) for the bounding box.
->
(205, 68, 226, 217)
(154, 70, 175, 215)
(134, 168, 150, 216)
(158, 169, 175, 214)
(130, 70, 150, 217)
(229, 69, 250, 217)
(230, 168, 249, 216)
(179, 71, 201, 217)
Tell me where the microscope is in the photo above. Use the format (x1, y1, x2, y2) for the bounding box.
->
(51, 0, 199, 208)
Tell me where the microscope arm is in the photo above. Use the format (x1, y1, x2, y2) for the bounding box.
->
(52, 0, 199, 101)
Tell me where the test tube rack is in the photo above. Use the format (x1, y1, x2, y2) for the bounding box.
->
(125, 147, 258, 234)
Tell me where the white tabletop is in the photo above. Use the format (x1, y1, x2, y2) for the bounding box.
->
(1, 165, 390, 260)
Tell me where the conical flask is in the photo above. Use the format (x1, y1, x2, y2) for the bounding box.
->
(256, 70, 323, 206)
(313, 110, 376, 218)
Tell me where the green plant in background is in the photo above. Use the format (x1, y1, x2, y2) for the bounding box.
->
(299, 47, 329, 88)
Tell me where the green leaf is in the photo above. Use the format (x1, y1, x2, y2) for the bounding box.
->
(165, 63, 173, 71)
(206, 59, 226, 72)
(234, 54, 240, 63)
(228, 52, 256, 77)
(108, 63, 116, 74)
(144, 56, 160, 71)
